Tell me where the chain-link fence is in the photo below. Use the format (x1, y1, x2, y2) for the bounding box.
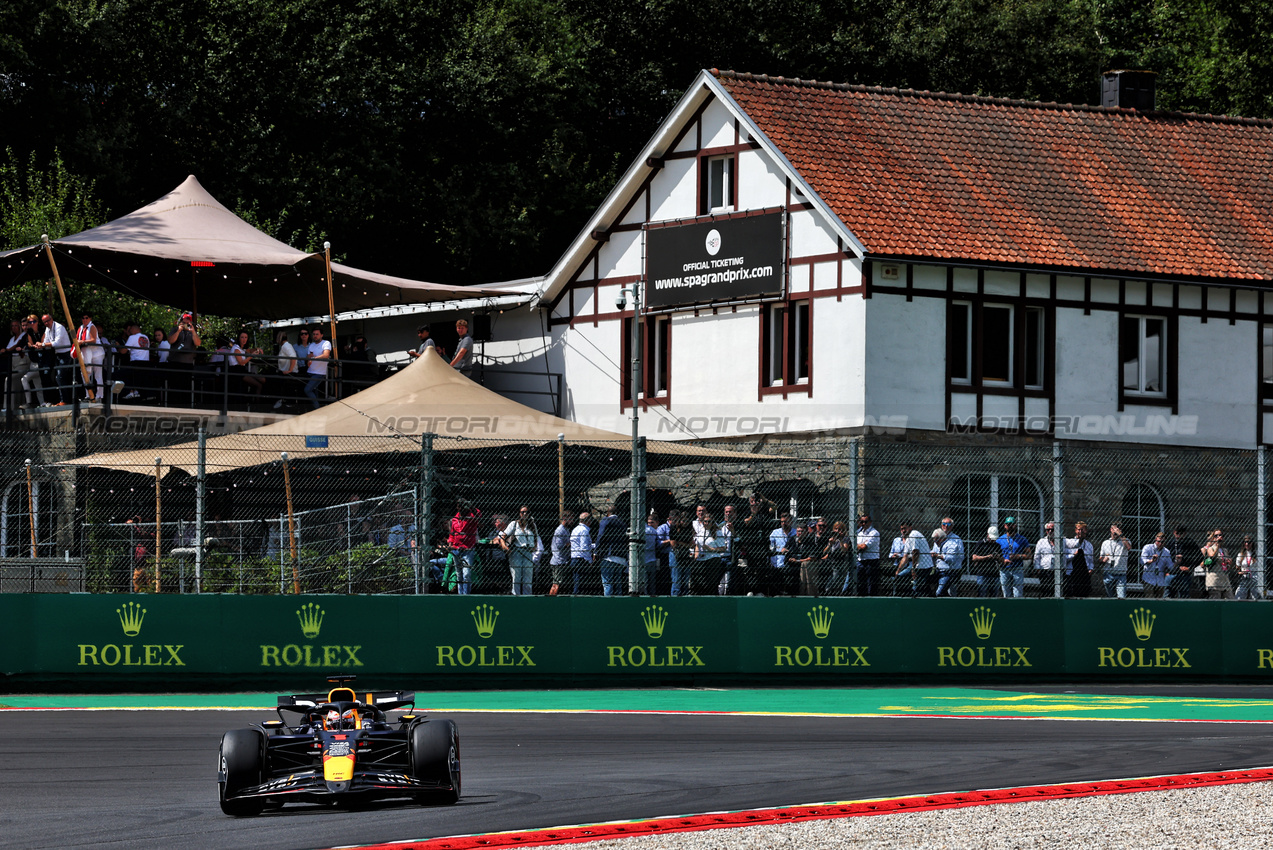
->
(0, 420, 1268, 600)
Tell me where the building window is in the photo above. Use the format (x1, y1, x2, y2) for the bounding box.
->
(948, 474, 1044, 541)
(760, 300, 811, 393)
(1262, 324, 1273, 403)
(1121, 315, 1167, 397)
(701, 154, 735, 213)
(621, 314, 671, 406)
(1120, 484, 1164, 584)
(949, 301, 1047, 390)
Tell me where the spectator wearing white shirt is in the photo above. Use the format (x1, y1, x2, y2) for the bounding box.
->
(933, 518, 965, 597)
(303, 325, 332, 408)
(897, 521, 934, 597)
(1063, 521, 1095, 598)
(37, 313, 73, 405)
(569, 510, 594, 595)
(852, 513, 882, 596)
(1099, 523, 1131, 599)
(1140, 532, 1172, 597)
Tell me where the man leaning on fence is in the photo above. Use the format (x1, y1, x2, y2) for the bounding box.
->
(997, 517, 1032, 598)
(1099, 523, 1131, 599)
(852, 513, 881, 597)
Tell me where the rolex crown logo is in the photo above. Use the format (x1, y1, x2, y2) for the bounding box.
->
(1130, 607, 1156, 641)
(807, 604, 834, 639)
(297, 602, 325, 639)
(471, 604, 499, 638)
(969, 606, 995, 640)
(640, 605, 668, 639)
(117, 601, 146, 637)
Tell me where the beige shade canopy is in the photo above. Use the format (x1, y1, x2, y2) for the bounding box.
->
(0, 175, 501, 317)
(61, 348, 762, 475)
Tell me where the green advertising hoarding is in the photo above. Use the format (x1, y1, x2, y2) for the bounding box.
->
(1, 594, 1270, 689)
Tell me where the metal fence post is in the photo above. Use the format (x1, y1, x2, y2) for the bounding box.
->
(1259, 445, 1267, 600)
(195, 425, 206, 594)
(418, 433, 434, 594)
(1052, 440, 1063, 598)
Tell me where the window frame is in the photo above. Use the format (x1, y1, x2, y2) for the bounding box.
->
(759, 297, 813, 397)
(620, 313, 672, 410)
(1119, 312, 1175, 407)
(948, 299, 1050, 393)
(699, 153, 737, 214)
(947, 473, 1044, 542)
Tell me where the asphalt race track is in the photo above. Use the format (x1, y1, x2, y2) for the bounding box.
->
(3, 705, 1273, 850)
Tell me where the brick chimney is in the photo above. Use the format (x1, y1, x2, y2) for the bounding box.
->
(1101, 70, 1156, 111)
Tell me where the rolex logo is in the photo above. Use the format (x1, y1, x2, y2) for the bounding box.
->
(471, 604, 499, 638)
(640, 605, 668, 639)
(1130, 607, 1156, 641)
(807, 605, 834, 639)
(297, 603, 325, 639)
(117, 601, 146, 637)
(969, 606, 995, 640)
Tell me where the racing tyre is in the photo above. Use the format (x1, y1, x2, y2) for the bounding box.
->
(411, 720, 461, 805)
(219, 729, 265, 817)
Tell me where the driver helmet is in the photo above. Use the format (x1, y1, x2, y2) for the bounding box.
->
(325, 709, 341, 729)
(341, 709, 359, 729)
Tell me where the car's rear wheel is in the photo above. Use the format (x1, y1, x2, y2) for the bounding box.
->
(219, 729, 265, 817)
(411, 720, 461, 805)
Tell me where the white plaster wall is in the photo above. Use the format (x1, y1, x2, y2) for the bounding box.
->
(790, 208, 839, 258)
(1054, 307, 1118, 421)
(1176, 317, 1256, 447)
(700, 101, 737, 149)
(596, 230, 643, 281)
(649, 159, 696, 222)
(864, 293, 948, 430)
(738, 148, 788, 211)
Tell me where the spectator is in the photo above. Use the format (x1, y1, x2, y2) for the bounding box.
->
(765, 512, 796, 597)
(36, 313, 73, 405)
(17, 316, 43, 407)
(1098, 523, 1131, 599)
(1168, 526, 1201, 599)
(1140, 532, 1172, 598)
(738, 494, 775, 595)
(343, 335, 377, 391)
(787, 521, 814, 596)
(2, 318, 30, 409)
(595, 505, 627, 596)
(694, 508, 728, 595)
(569, 510, 594, 595)
(901, 521, 935, 597)
(166, 311, 201, 406)
(668, 509, 694, 596)
(997, 517, 1032, 598)
(450, 319, 474, 376)
(447, 500, 480, 595)
(273, 329, 299, 409)
(75, 311, 104, 401)
(651, 510, 673, 596)
(717, 504, 740, 595)
(1233, 535, 1258, 600)
(1201, 529, 1233, 599)
(852, 513, 881, 597)
(407, 325, 435, 359)
(1033, 521, 1056, 596)
(805, 518, 832, 597)
(934, 518, 964, 597)
(303, 325, 332, 408)
(1063, 521, 1094, 598)
(118, 321, 150, 400)
(497, 506, 542, 596)
(235, 331, 266, 397)
(822, 520, 852, 597)
(548, 511, 575, 596)
(637, 510, 659, 596)
(967, 525, 1002, 597)
(886, 525, 907, 596)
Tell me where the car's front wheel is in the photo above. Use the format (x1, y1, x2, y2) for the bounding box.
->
(219, 729, 265, 817)
(411, 720, 460, 805)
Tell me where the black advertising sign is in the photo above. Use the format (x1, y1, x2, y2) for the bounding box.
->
(644, 212, 785, 309)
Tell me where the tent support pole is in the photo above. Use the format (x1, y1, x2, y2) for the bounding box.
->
(25, 459, 36, 558)
(40, 236, 91, 389)
(282, 452, 299, 593)
(324, 243, 340, 399)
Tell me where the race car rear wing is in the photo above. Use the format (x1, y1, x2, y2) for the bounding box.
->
(278, 689, 416, 712)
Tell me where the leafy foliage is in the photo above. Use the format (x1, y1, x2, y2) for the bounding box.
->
(2, 0, 1272, 287)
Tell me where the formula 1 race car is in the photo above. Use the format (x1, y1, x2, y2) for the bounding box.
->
(217, 676, 460, 816)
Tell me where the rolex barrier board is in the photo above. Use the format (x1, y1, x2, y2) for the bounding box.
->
(1, 595, 1270, 689)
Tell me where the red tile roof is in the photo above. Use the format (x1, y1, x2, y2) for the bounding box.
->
(715, 70, 1273, 282)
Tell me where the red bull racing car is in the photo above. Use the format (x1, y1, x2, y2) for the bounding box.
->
(217, 676, 460, 816)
